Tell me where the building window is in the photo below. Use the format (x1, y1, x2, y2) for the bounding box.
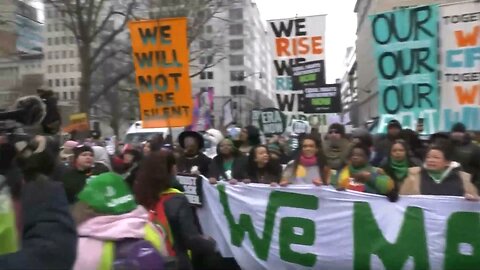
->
(63, 79, 67, 86)
(48, 38, 52, 45)
(230, 85, 246, 95)
(78, 78, 81, 86)
(62, 64, 67, 72)
(55, 65, 60, 72)
(70, 36, 75, 44)
(229, 39, 243, 50)
(70, 92, 75, 100)
(229, 24, 243, 35)
(48, 65, 52, 73)
(200, 40, 213, 49)
(200, 72, 213, 80)
(48, 79, 53, 87)
(63, 91, 67, 100)
(55, 37, 59, 45)
(229, 55, 244, 66)
(230, 70, 244, 81)
(70, 78, 75, 86)
(55, 79, 60, 87)
(229, 8, 243, 20)
(62, 36, 67, 44)
(48, 51, 52, 59)
(47, 24, 52, 32)
(62, 50, 67, 58)
(70, 50, 74, 58)
(54, 23, 59, 31)
(199, 55, 213, 65)
(47, 9, 52, 18)
(70, 64, 75, 72)
(55, 51, 59, 59)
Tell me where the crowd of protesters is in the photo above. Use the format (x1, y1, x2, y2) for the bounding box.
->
(1, 117, 480, 269)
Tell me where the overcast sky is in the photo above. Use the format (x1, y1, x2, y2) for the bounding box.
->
(255, 0, 358, 83)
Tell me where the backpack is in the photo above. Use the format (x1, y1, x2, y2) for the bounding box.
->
(148, 188, 183, 257)
(99, 224, 174, 270)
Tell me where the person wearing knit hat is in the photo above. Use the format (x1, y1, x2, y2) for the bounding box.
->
(324, 123, 351, 170)
(62, 144, 109, 204)
(372, 119, 403, 167)
(72, 172, 168, 270)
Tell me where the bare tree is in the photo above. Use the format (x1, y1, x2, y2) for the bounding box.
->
(143, 0, 236, 77)
(45, 0, 137, 113)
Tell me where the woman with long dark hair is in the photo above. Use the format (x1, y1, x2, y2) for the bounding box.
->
(133, 150, 216, 270)
(231, 145, 282, 185)
(380, 139, 421, 192)
(280, 134, 331, 186)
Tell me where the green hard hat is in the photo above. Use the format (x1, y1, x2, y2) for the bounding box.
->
(78, 172, 137, 215)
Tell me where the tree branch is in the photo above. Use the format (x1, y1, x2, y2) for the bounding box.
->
(189, 56, 226, 78)
(90, 66, 134, 103)
(89, 3, 135, 64)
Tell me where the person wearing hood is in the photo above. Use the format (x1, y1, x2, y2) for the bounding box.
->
(176, 131, 211, 176)
(62, 145, 109, 203)
(449, 122, 480, 190)
(72, 172, 169, 270)
(0, 135, 77, 270)
(236, 125, 261, 156)
(92, 146, 112, 171)
(323, 123, 352, 171)
(400, 140, 479, 199)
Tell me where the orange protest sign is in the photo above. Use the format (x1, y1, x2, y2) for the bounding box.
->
(63, 113, 89, 133)
(128, 18, 193, 128)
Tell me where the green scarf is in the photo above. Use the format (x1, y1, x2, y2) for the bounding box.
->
(427, 169, 447, 184)
(349, 164, 370, 175)
(390, 159, 408, 182)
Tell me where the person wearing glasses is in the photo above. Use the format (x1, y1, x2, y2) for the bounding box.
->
(323, 123, 352, 171)
(62, 145, 109, 204)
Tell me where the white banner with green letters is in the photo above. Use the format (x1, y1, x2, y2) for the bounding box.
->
(196, 181, 480, 270)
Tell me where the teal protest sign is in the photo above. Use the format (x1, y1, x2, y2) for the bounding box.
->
(370, 5, 439, 134)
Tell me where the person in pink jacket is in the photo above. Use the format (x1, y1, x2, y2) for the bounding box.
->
(71, 172, 169, 270)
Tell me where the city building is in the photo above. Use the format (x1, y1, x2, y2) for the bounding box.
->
(340, 46, 358, 126)
(0, 0, 44, 108)
(42, 4, 81, 119)
(353, 0, 453, 126)
(189, 0, 276, 128)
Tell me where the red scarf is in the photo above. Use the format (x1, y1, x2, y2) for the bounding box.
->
(299, 155, 317, 167)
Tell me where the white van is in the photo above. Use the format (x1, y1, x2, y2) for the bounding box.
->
(124, 121, 183, 144)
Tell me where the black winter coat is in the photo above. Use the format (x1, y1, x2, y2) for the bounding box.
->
(163, 194, 216, 270)
(177, 153, 211, 177)
(208, 155, 246, 181)
(0, 178, 77, 269)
